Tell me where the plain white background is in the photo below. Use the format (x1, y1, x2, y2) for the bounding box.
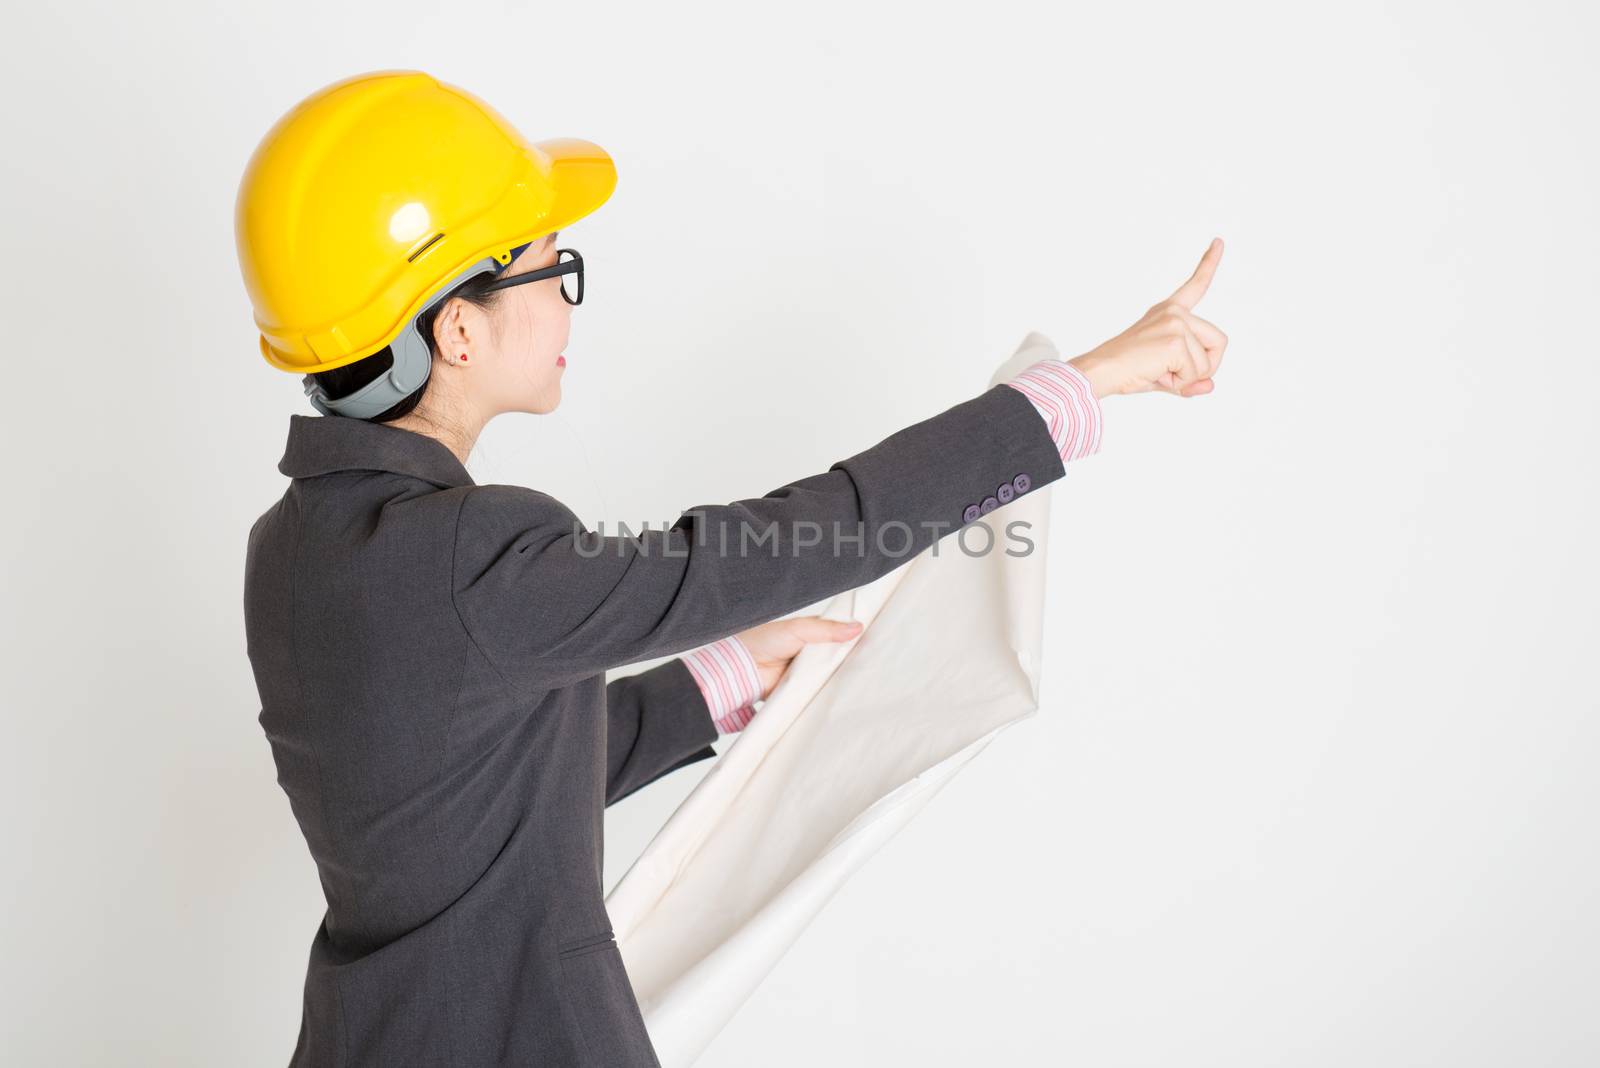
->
(3, 1, 1596, 1064)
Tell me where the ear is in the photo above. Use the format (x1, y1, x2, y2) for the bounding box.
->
(431, 296, 476, 358)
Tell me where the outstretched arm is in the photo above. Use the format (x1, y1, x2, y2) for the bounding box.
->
(451, 381, 1068, 693)
(457, 239, 1228, 700)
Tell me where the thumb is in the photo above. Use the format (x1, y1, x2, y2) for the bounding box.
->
(789, 616, 864, 644)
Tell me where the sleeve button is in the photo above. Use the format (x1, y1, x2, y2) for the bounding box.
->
(996, 482, 1014, 504)
(962, 503, 982, 524)
(1011, 472, 1031, 494)
(979, 495, 999, 515)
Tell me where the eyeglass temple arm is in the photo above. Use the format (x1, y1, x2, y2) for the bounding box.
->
(480, 250, 581, 292)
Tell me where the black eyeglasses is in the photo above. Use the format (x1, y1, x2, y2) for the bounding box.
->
(480, 247, 584, 305)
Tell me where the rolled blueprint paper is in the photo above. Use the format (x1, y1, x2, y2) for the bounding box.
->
(606, 331, 1062, 1066)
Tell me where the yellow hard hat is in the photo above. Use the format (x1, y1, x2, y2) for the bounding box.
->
(234, 69, 616, 390)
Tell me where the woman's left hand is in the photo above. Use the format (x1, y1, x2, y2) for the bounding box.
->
(736, 616, 864, 699)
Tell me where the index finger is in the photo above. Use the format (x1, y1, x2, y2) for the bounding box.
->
(1167, 237, 1224, 309)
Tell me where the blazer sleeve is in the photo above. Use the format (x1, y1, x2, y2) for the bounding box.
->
(450, 381, 1067, 692)
(602, 658, 720, 807)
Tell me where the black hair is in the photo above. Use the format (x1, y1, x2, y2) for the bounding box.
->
(308, 268, 509, 423)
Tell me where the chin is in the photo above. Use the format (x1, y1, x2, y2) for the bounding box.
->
(524, 387, 561, 415)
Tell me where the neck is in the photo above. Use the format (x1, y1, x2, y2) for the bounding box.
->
(387, 389, 485, 467)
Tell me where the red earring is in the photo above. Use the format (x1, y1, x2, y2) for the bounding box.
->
(459, 354, 469, 362)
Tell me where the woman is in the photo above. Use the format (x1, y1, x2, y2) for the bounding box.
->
(237, 71, 1226, 1067)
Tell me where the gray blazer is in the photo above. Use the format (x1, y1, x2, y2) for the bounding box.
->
(243, 382, 1065, 1066)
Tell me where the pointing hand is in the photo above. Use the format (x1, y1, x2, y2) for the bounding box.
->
(1068, 238, 1229, 399)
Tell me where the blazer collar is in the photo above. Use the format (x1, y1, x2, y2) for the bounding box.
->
(277, 414, 474, 488)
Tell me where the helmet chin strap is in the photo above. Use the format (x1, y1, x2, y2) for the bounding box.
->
(304, 255, 503, 419)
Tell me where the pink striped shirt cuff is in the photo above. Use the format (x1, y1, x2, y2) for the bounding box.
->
(1003, 358, 1103, 463)
(681, 635, 763, 734)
